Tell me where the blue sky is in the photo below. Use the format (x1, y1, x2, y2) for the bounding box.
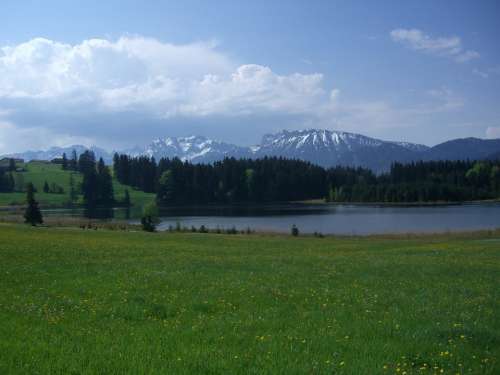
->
(0, 0, 499, 153)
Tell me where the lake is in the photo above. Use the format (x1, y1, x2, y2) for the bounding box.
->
(32, 202, 500, 235)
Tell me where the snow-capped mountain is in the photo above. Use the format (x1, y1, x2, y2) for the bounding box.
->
(3, 145, 113, 164)
(132, 135, 251, 163)
(3, 129, 499, 172)
(253, 129, 428, 171)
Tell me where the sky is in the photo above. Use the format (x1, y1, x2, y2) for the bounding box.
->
(0, 0, 499, 153)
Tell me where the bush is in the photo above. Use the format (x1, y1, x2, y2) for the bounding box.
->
(141, 202, 159, 232)
(226, 226, 238, 235)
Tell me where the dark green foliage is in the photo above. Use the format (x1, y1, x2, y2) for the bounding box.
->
(123, 189, 131, 206)
(112, 154, 500, 204)
(140, 202, 159, 232)
(69, 173, 78, 203)
(80, 152, 114, 207)
(43, 181, 49, 193)
(61, 153, 68, 170)
(0, 169, 14, 192)
(23, 183, 43, 226)
(69, 149, 78, 171)
(8, 158, 16, 172)
(97, 158, 114, 204)
(49, 182, 65, 194)
(226, 226, 238, 235)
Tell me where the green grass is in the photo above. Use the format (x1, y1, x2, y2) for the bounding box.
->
(0, 161, 154, 207)
(0, 225, 498, 374)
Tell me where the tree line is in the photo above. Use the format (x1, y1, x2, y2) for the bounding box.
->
(112, 153, 500, 204)
(0, 159, 16, 192)
(77, 151, 114, 207)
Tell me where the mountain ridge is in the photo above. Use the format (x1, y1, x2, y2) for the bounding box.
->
(3, 129, 499, 172)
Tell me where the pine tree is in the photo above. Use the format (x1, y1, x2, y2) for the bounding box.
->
(8, 158, 16, 172)
(69, 173, 78, 204)
(24, 183, 43, 226)
(97, 158, 114, 204)
(43, 181, 49, 193)
(157, 170, 175, 204)
(70, 149, 78, 171)
(82, 169, 98, 207)
(123, 189, 131, 206)
(62, 153, 68, 170)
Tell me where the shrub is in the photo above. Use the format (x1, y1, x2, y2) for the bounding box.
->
(141, 202, 159, 232)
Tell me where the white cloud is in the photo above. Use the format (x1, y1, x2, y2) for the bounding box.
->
(486, 126, 500, 139)
(0, 36, 336, 152)
(472, 68, 489, 79)
(0, 35, 477, 153)
(390, 28, 479, 63)
(0, 36, 327, 117)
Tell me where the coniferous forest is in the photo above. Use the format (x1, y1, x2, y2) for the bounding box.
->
(112, 153, 500, 205)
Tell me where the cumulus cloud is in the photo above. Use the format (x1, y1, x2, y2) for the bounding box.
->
(0, 36, 327, 116)
(0, 35, 476, 153)
(390, 28, 479, 63)
(0, 36, 336, 151)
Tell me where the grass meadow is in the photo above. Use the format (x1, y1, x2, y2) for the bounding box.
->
(0, 224, 498, 374)
(0, 161, 155, 207)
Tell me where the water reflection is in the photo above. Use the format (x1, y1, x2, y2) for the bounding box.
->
(26, 202, 500, 235)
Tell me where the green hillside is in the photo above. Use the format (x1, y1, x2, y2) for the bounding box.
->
(0, 161, 154, 207)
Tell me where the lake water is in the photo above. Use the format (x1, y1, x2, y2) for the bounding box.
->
(16, 202, 499, 235)
(153, 203, 500, 235)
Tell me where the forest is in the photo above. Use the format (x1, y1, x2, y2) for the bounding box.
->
(112, 154, 500, 204)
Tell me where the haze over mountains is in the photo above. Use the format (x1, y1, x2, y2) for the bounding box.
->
(4, 129, 500, 172)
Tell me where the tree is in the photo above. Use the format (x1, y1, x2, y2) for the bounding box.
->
(491, 165, 500, 195)
(8, 158, 16, 172)
(82, 168, 98, 207)
(157, 170, 175, 204)
(291, 224, 299, 237)
(24, 183, 43, 226)
(123, 189, 131, 206)
(0, 170, 14, 192)
(69, 173, 78, 204)
(70, 149, 78, 171)
(43, 181, 49, 193)
(62, 153, 68, 170)
(96, 158, 114, 204)
(141, 202, 160, 232)
(78, 150, 96, 175)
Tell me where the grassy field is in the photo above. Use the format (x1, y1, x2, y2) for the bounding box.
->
(0, 161, 155, 207)
(0, 224, 498, 374)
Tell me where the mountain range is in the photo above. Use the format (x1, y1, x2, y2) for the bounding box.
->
(3, 129, 500, 172)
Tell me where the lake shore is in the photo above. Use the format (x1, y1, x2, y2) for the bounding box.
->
(1, 214, 500, 239)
